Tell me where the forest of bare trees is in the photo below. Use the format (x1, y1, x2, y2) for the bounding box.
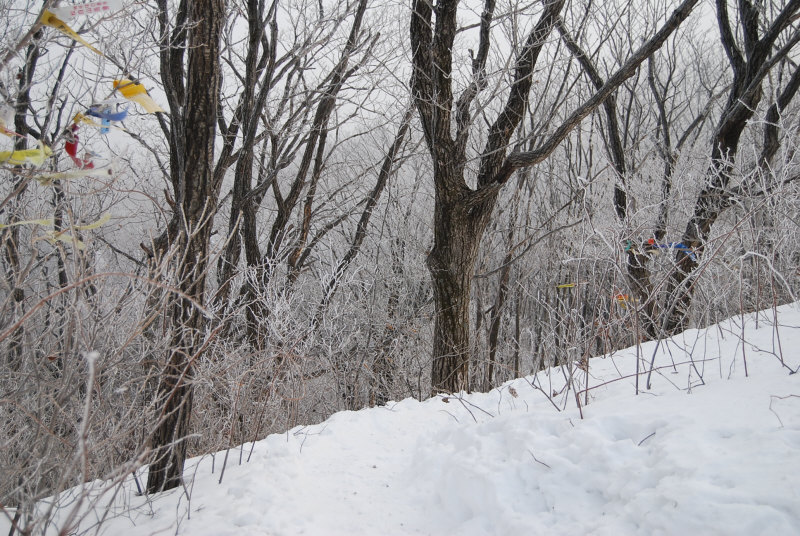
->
(1, 0, 798, 532)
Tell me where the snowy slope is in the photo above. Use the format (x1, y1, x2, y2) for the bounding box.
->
(7, 303, 800, 535)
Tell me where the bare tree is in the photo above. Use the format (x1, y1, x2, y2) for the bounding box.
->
(146, 0, 226, 493)
(661, 0, 800, 333)
(410, 0, 700, 393)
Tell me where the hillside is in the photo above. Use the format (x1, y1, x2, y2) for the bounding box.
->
(6, 303, 799, 535)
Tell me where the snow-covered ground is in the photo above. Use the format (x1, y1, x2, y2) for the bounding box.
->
(7, 303, 800, 535)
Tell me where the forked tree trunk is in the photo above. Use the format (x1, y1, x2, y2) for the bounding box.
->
(411, 0, 697, 394)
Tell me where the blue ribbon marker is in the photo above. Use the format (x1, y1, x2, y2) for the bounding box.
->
(87, 106, 128, 133)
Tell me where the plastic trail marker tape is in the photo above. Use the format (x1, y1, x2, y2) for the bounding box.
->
(113, 80, 165, 113)
(645, 238, 697, 261)
(625, 238, 698, 261)
(40, 10, 104, 56)
(65, 124, 96, 169)
(35, 166, 114, 186)
(614, 294, 639, 308)
(0, 103, 22, 137)
(0, 213, 112, 250)
(556, 282, 588, 289)
(0, 213, 111, 231)
(87, 105, 128, 133)
(86, 106, 127, 122)
(0, 143, 53, 166)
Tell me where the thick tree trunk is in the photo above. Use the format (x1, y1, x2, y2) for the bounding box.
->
(147, 0, 224, 494)
(428, 193, 495, 394)
(146, 289, 199, 492)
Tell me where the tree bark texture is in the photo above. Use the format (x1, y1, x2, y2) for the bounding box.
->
(147, 0, 224, 494)
(427, 192, 498, 393)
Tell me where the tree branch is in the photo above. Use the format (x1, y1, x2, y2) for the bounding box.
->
(492, 0, 700, 185)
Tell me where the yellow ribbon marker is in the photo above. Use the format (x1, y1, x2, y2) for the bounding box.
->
(0, 213, 111, 250)
(0, 143, 53, 166)
(613, 294, 639, 309)
(40, 10, 104, 56)
(113, 79, 166, 113)
(0, 218, 54, 229)
(36, 166, 115, 186)
(39, 230, 86, 249)
(73, 212, 111, 231)
(73, 112, 104, 129)
(556, 281, 587, 289)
